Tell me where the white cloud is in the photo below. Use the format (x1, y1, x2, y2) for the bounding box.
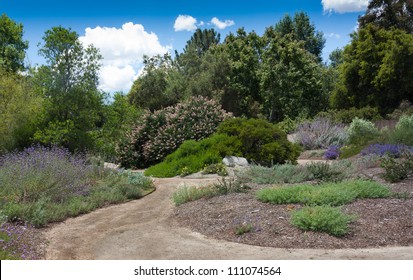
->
(210, 17, 235, 29)
(79, 22, 170, 92)
(328, 32, 341, 39)
(174, 15, 198, 31)
(322, 0, 369, 13)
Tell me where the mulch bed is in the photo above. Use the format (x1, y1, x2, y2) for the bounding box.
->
(172, 175, 413, 249)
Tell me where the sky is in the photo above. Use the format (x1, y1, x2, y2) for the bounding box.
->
(0, 0, 369, 93)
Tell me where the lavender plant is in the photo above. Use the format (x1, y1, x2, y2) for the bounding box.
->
(294, 118, 348, 150)
(324, 145, 341, 160)
(361, 144, 411, 158)
(0, 145, 94, 204)
(0, 223, 43, 260)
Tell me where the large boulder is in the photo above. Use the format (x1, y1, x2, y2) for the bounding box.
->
(222, 156, 249, 167)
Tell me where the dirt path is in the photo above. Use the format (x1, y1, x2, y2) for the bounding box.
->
(45, 177, 413, 260)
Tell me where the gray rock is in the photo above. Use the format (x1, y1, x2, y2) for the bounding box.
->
(222, 156, 249, 167)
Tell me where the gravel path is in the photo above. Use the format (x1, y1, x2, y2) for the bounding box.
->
(44, 177, 413, 260)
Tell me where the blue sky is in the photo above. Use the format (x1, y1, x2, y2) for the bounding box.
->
(1, 0, 369, 92)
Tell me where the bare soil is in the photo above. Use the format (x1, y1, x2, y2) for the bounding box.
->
(42, 171, 413, 259)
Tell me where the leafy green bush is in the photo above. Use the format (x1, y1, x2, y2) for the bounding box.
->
(145, 134, 240, 177)
(291, 206, 355, 237)
(317, 107, 381, 124)
(257, 180, 390, 206)
(202, 163, 228, 176)
(117, 96, 230, 168)
(388, 115, 413, 146)
(381, 151, 413, 182)
(306, 161, 351, 183)
(347, 118, 379, 145)
(217, 118, 301, 166)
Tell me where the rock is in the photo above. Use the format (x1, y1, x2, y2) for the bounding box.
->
(222, 156, 249, 167)
(104, 162, 120, 170)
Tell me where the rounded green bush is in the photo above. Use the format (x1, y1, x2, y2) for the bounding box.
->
(218, 118, 301, 166)
(347, 117, 379, 145)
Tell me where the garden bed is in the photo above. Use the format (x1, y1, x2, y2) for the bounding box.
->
(172, 174, 413, 249)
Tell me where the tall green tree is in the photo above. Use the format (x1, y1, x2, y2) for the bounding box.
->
(359, 0, 413, 33)
(0, 14, 28, 73)
(128, 54, 184, 111)
(33, 26, 104, 151)
(272, 12, 325, 61)
(332, 24, 413, 113)
(0, 69, 43, 153)
(181, 28, 221, 57)
(222, 28, 263, 117)
(260, 33, 327, 122)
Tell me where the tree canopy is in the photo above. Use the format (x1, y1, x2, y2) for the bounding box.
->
(0, 14, 28, 73)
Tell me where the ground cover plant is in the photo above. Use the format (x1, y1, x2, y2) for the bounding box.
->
(256, 179, 391, 236)
(236, 160, 354, 185)
(172, 178, 249, 206)
(0, 145, 154, 228)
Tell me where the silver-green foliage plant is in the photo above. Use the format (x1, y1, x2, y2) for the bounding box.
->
(346, 117, 379, 145)
(294, 118, 348, 150)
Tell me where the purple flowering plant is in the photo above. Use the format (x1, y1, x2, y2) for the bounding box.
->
(361, 144, 412, 158)
(324, 145, 341, 160)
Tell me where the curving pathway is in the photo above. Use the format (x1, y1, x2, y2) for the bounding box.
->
(45, 177, 413, 260)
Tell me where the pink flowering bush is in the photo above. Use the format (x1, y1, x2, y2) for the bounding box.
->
(117, 96, 231, 168)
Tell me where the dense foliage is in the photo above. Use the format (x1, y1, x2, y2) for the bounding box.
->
(117, 96, 230, 168)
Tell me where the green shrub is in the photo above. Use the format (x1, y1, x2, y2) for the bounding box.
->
(172, 178, 249, 206)
(145, 134, 239, 177)
(117, 96, 230, 168)
(291, 206, 355, 237)
(305, 161, 350, 183)
(347, 118, 379, 145)
(381, 152, 413, 182)
(257, 180, 390, 206)
(218, 118, 301, 166)
(236, 164, 312, 184)
(202, 163, 228, 176)
(317, 107, 381, 124)
(388, 115, 413, 146)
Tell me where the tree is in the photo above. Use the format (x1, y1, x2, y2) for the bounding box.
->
(0, 69, 43, 153)
(260, 33, 327, 122)
(272, 12, 325, 61)
(33, 26, 104, 151)
(181, 28, 221, 57)
(0, 14, 29, 73)
(128, 54, 184, 111)
(359, 0, 413, 33)
(332, 24, 413, 113)
(328, 48, 344, 68)
(215, 28, 264, 117)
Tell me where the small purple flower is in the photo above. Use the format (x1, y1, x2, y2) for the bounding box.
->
(324, 145, 341, 160)
(361, 144, 411, 158)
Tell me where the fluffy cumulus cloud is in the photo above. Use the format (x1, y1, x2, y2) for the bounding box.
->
(174, 15, 198, 31)
(210, 17, 235, 29)
(322, 0, 369, 13)
(79, 22, 170, 92)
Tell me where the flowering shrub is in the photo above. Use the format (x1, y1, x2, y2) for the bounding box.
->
(0, 223, 42, 259)
(347, 117, 379, 145)
(294, 118, 348, 150)
(0, 145, 93, 204)
(324, 145, 341, 160)
(117, 96, 231, 168)
(361, 144, 411, 158)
